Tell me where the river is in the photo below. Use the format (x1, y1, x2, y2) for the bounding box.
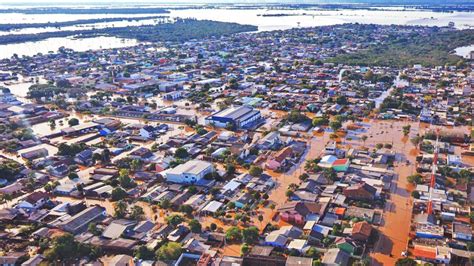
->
(0, 8, 472, 59)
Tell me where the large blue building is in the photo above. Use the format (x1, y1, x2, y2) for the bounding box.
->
(205, 105, 262, 129)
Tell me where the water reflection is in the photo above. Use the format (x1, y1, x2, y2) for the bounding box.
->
(0, 36, 139, 59)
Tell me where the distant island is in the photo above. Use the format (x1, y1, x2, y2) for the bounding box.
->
(0, 16, 168, 31)
(0, 19, 258, 45)
(0, 7, 169, 14)
(257, 13, 308, 17)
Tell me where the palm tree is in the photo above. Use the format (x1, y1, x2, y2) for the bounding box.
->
(361, 135, 368, 147)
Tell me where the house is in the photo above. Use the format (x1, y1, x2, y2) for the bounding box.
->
(278, 202, 327, 225)
(287, 239, 308, 253)
(21, 254, 45, 266)
(0, 252, 27, 266)
(334, 237, 356, 255)
(0, 182, 24, 196)
(164, 160, 214, 184)
(351, 221, 373, 242)
(59, 205, 106, 234)
(21, 148, 48, 161)
(332, 158, 350, 172)
(415, 223, 444, 239)
(266, 146, 293, 171)
(201, 200, 224, 215)
(168, 225, 190, 242)
(286, 256, 313, 266)
(233, 192, 253, 209)
(61, 122, 100, 136)
(184, 194, 206, 209)
(139, 125, 158, 139)
(102, 219, 137, 239)
(264, 233, 288, 248)
(453, 222, 472, 241)
(109, 254, 134, 266)
(343, 182, 377, 201)
(257, 131, 282, 150)
(344, 206, 375, 222)
(17, 192, 49, 211)
(323, 142, 345, 158)
(205, 105, 262, 129)
(129, 147, 154, 161)
(74, 149, 94, 166)
(321, 248, 350, 266)
(0, 208, 19, 221)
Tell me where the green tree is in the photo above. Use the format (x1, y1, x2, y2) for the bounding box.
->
(68, 118, 79, 127)
(395, 258, 417, 266)
(134, 245, 155, 260)
(114, 200, 128, 218)
(174, 147, 189, 159)
(225, 226, 242, 242)
(241, 243, 250, 255)
(179, 205, 194, 216)
(111, 187, 128, 201)
(407, 174, 423, 184)
(210, 223, 217, 231)
(188, 219, 202, 233)
(299, 173, 309, 181)
(130, 159, 142, 171)
(88, 222, 101, 236)
(329, 120, 342, 132)
(312, 117, 329, 127)
(68, 172, 79, 180)
(402, 125, 411, 136)
(155, 242, 182, 261)
(411, 191, 421, 199)
(225, 163, 236, 176)
(166, 214, 184, 227)
(130, 205, 144, 221)
(159, 198, 171, 209)
(306, 246, 320, 258)
(44, 233, 92, 262)
(118, 172, 135, 189)
(0, 159, 22, 181)
(249, 165, 263, 177)
(242, 226, 259, 244)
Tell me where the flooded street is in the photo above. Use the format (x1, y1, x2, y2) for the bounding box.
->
(343, 119, 471, 265)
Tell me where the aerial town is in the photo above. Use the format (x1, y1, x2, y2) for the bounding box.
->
(0, 18, 472, 266)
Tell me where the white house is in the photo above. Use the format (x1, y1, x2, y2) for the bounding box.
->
(17, 192, 49, 211)
(140, 125, 156, 139)
(164, 160, 214, 184)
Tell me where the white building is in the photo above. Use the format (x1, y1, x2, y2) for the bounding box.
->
(205, 105, 262, 129)
(164, 160, 214, 184)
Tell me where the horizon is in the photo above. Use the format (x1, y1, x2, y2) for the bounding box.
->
(0, 0, 473, 5)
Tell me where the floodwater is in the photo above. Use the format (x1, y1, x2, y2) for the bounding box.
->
(0, 18, 166, 36)
(0, 8, 472, 58)
(168, 8, 474, 31)
(0, 36, 140, 59)
(343, 119, 471, 264)
(455, 44, 474, 59)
